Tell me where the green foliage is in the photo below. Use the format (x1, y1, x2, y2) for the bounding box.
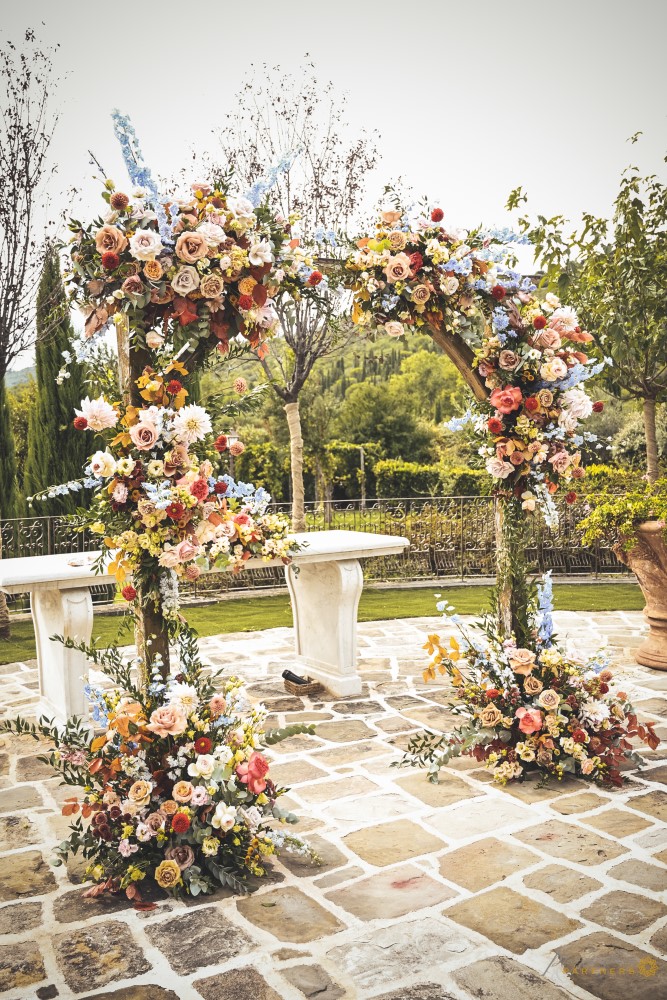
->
(438, 466, 490, 496)
(0, 377, 18, 518)
(23, 250, 89, 513)
(323, 440, 384, 500)
(579, 463, 642, 494)
(234, 441, 290, 501)
(335, 380, 436, 462)
(7, 377, 37, 474)
(375, 459, 441, 498)
(579, 479, 667, 548)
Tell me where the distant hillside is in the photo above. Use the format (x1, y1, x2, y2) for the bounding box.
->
(6, 366, 35, 388)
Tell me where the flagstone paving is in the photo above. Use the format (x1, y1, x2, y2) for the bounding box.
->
(0, 610, 667, 999)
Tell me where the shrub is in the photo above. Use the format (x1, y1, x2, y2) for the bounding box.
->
(375, 459, 441, 498)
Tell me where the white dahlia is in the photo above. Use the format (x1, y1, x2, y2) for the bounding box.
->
(171, 404, 212, 445)
(75, 395, 118, 432)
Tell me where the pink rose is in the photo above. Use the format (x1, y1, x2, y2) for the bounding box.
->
(174, 538, 200, 563)
(489, 386, 523, 414)
(384, 253, 411, 283)
(478, 360, 495, 377)
(95, 224, 128, 255)
(515, 707, 544, 735)
(158, 546, 181, 568)
(549, 451, 572, 473)
(498, 350, 520, 371)
(146, 705, 188, 738)
(122, 275, 144, 296)
(129, 420, 159, 451)
(236, 752, 270, 795)
(184, 564, 201, 581)
(532, 328, 562, 350)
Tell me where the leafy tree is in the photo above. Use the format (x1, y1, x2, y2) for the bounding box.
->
(24, 249, 89, 512)
(334, 379, 436, 463)
(215, 62, 378, 529)
(509, 141, 667, 481)
(8, 377, 37, 480)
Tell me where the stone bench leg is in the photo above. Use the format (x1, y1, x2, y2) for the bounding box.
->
(31, 587, 93, 725)
(285, 559, 363, 697)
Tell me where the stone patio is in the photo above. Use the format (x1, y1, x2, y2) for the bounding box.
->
(1, 609, 666, 1000)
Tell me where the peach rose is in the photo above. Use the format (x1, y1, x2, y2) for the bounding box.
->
(146, 705, 188, 738)
(381, 209, 402, 225)
(515, 707, 544, 735)
(200, 273, 225, 299)
(129, 420, 159, 451)
(384, 253, 411, 283)
(532, 328, 562, 350)
(128, 779, 152, 807)
(385, 321, 404, 338)
(498, 350, 520, 370)
(524, 675, 543, 695)
(174, 538, 200, 563)
(538, 689, 561, 711)
(146, 330, 164, 349)
(144, 260, 164, 281)
(480, 704, 503, 727)
(387, 230, 407, 250)
(161, 799, 179, 815)
(155, 859, 181, 889)
(412, 284, 431, 306)
(95, 224, 128, 255)
(172, 780, 194, 803)
(508, 648, 537, 675)
(175, 232, 209, 263)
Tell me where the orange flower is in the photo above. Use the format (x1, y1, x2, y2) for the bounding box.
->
(144, 260, 163, 281)
(238, 276, 257, 295)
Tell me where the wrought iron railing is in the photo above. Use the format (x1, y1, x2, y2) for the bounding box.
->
(0, 497, 628, 610)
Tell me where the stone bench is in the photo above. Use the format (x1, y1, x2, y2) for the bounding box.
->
(0, 529, 409, 723)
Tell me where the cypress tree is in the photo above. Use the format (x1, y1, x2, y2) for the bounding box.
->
(0, 378, 18, 519)
(24, 250, 88, 514)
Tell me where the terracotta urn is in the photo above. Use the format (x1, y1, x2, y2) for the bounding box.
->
(614, 520, 667, 670)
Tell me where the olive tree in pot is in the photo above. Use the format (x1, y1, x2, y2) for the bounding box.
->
(580, 482, 667, 669)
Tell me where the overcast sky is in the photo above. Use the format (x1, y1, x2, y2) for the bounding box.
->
(5, 0, 667, 368)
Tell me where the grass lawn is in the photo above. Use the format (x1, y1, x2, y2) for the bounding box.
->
(0, 582, 643, 666)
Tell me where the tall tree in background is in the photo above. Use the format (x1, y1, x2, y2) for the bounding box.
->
(216, 62, 378, 528)
(509, 138, 667, 481)
(24, 249, 88, 511)
(0, 30, 58, 640)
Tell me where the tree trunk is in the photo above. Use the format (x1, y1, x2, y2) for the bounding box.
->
(285, 400, 306, 532)
(494, 495, 532, 646)
(643, 397, 660, 484)
(116, 315, 171, 678)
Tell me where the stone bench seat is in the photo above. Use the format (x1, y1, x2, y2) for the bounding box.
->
(0, 529, 409, 723)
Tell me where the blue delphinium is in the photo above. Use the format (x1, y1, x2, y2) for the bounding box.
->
(111, 109, 172, 246)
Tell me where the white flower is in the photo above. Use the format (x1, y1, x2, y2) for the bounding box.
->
(248, 239, 273, 266)
(197, 221, 226, 247)
(210, 803, 237, 832)
(562, 388, 593, 420)
(76, 395, 118, 432)
(485, 457, 513, 479)
(213, 744, 233, 765)
(579, 699, 611, 730)
(147, 459, 164, 477)
(168, 682, 199, 714)
(171, 404, 212, 445)
(90, 451, 116, 478)
(550, 305, 578, 333)
(442, 276, 459, 296)
(187, 754, 216, 780)
(521, 491, 536, 511)
(558, 410, 578, 433)
(255, 303, 279, 329)
(116, 457, 136, 476)
(227, 196, 255, 222)
(540, 358, 568, 382)
(135, 823, 152, 842)
(129, 229, 163, 261)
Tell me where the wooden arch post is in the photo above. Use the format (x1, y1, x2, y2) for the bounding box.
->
(116, 316, 171, 679)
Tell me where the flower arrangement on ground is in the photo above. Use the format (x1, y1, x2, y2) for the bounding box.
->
(344, 203, 606, 517)
(2, 630, 314, 903)
(406, 574, 659, 787)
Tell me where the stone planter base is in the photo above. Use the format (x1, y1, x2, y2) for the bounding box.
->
(614, 521, 667, 671)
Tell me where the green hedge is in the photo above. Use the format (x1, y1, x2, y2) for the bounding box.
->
(376, 460, 490, 498)
(579, 464, 640, 494)
(233, 442, 290, 501)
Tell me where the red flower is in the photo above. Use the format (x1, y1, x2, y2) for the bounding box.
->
(565, 491, 577, 504)
(572, 728, 587, 743)
(214, 435, 228, 453)
(171, 813, 190, 834)
(485, 688, 500, 699)
(73, 416, 88, 430)
(409, 252, 424, 273)
(599, 682, 609, 694)
(238, 294, 253, 311)
(307, 270, 323, 286)
(431, 208, 444, 222)
(194, 737, 212, 755)
(166, 379, 183, 395)
(491, 284, 506, 301)
(524, 396, 540, 413)
(101, 251, 120, 270)
(166, 502, 186, 520)
(487, 417, 504, 434)
(213, 482, 228, 495)
(592, 401, 604, 413)
(121, 585, 137, 602)
(190, 478, 209, 501)
(533, 315, 547, 329)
